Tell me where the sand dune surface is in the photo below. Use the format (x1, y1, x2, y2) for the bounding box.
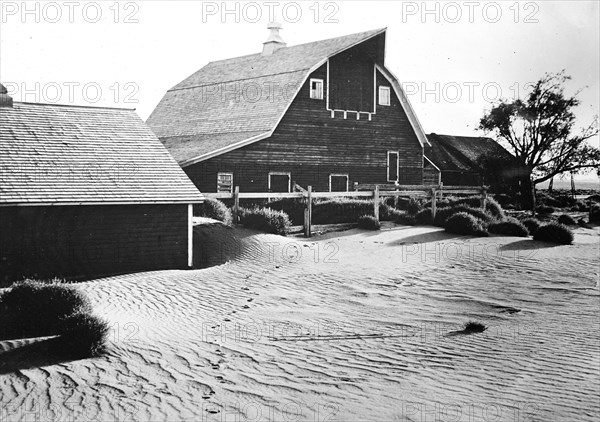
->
(1, 222, 599, 421)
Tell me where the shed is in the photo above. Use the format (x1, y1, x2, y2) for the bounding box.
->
(0, 86, 204, 283)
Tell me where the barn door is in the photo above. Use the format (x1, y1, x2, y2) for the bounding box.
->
(387, 151, 399, 182)
(269, 172, 291, 192)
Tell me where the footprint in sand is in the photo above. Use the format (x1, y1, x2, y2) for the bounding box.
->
(242, 305, 250, 309)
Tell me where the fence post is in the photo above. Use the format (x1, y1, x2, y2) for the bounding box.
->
(233, 186, 240, 224)
(480, 186, 488, 210)
(373, 186, 380, 221)
(304, 186, 312, 238)
(431, 187, 437, 220)
(439, 182, 443, 200)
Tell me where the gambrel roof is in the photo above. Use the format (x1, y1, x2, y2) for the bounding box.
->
(0, 101, 204, 206)
(147, 28, 430, 166)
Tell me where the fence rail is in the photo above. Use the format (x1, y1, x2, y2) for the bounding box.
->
(203, 183, 488, 237)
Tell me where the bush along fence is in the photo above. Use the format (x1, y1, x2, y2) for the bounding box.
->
(203, 184, 488, 237)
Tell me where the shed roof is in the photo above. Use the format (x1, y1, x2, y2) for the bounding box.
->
(0, 102, 204, 206)
(147, 28, 430, 166)
(425, 133, 518, 173)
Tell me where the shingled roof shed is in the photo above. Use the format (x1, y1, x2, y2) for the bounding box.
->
(0, 88, 204, 282)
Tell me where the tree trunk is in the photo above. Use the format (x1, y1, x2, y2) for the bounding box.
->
(548, 177, 554, 193)
(519, 176, 535, 211)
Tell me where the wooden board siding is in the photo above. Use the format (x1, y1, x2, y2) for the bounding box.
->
(185, 49, 424, 193)
(0, 204, 189, 283)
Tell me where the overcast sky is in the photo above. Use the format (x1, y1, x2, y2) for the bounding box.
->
(1, 1, 599, 179)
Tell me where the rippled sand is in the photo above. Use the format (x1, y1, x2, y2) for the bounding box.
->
(1, 223, 599, 421)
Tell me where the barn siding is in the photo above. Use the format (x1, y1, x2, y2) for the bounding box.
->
(185, 46, 424, 193)
(0, 204, 189, 283)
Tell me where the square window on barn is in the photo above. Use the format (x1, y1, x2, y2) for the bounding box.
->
(329, 174, 349, 192)
(217, 172, 233, 193)
(379, 86, 391, 106)
(268, 172, 291, 193)
(310, 78, 324, 100)
(387, 151, 399, 182)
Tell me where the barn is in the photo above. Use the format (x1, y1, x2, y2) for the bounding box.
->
(424, 133, 526, 191)
(147, 26, 433, 193)
(0, 85, 204, 283)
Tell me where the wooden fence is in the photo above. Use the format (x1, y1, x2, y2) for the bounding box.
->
(203, 183, 488, 237)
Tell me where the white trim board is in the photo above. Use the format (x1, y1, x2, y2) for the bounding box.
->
(374, 64, 430, 148)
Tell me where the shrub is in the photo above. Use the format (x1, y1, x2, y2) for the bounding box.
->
(557, 214, 577, 226)
(590, 204, 600, 223)
(357, 215, 381, 230)
(415, 208, 434, 225)
(312, 199, 373, 224)
(265, 198, 305, 225)
(238, 207, 291, 235)
(463, 321, 486, 334)
(57, 312, 110, 358)
(393, 212, 417, 226)
(452, 196, 505, 219)
(488, 219, 529, 237)
(431, 205, 493, 227)
(521, 218, 541, 236)
(195, 199, 232, 225)
(406, 197, 423, 215)
(0, 280, 92, 337)
(536, 205, 555, 214)
(381, 206, 405, 222)
(533, 222, 574, 245)
(444, 212, 488, 236)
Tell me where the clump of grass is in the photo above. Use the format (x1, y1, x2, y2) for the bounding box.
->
(557, 214, 577, 226)
(521, 218, 541, 236)
(0, 280, 109, 358)
(463, 321, 487, 334)
(406, 197, 423, 215)
(488, 218, 529, 237)
(533, 222, 574, 245)
(589, 203, 600, 223)
(444, 212, 488, 236)
(415, 208, 434, 225)
(195, 198, 232, 225)
(57, 312, 110, 358)
(393, 211, 417, 226)
(238, 207, 291, 235)
(0, 280, 92, 338)
(434, 205, 492, 227)
(357, 215, 381, 230)
(536, 205, 555, 215)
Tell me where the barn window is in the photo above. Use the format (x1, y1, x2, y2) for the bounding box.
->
(329, 174, 349, 192)
(387, 151, 399, 182)
(310, 78, 324, 100)
(217, 172, 233, 193)
(379, 86, 391, 106)
(268, 172, 291, 193)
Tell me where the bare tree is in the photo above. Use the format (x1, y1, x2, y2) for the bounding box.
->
(479, 71, 599, 208)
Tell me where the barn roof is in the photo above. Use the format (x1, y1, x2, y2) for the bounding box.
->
(425, 133, 517, 173)
(0, 101, 204, 206)
(147, 28, 430, 166)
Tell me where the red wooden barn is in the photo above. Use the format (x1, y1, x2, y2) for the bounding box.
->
(0, 86, 204, 283)
(147, 26, 434, 194)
